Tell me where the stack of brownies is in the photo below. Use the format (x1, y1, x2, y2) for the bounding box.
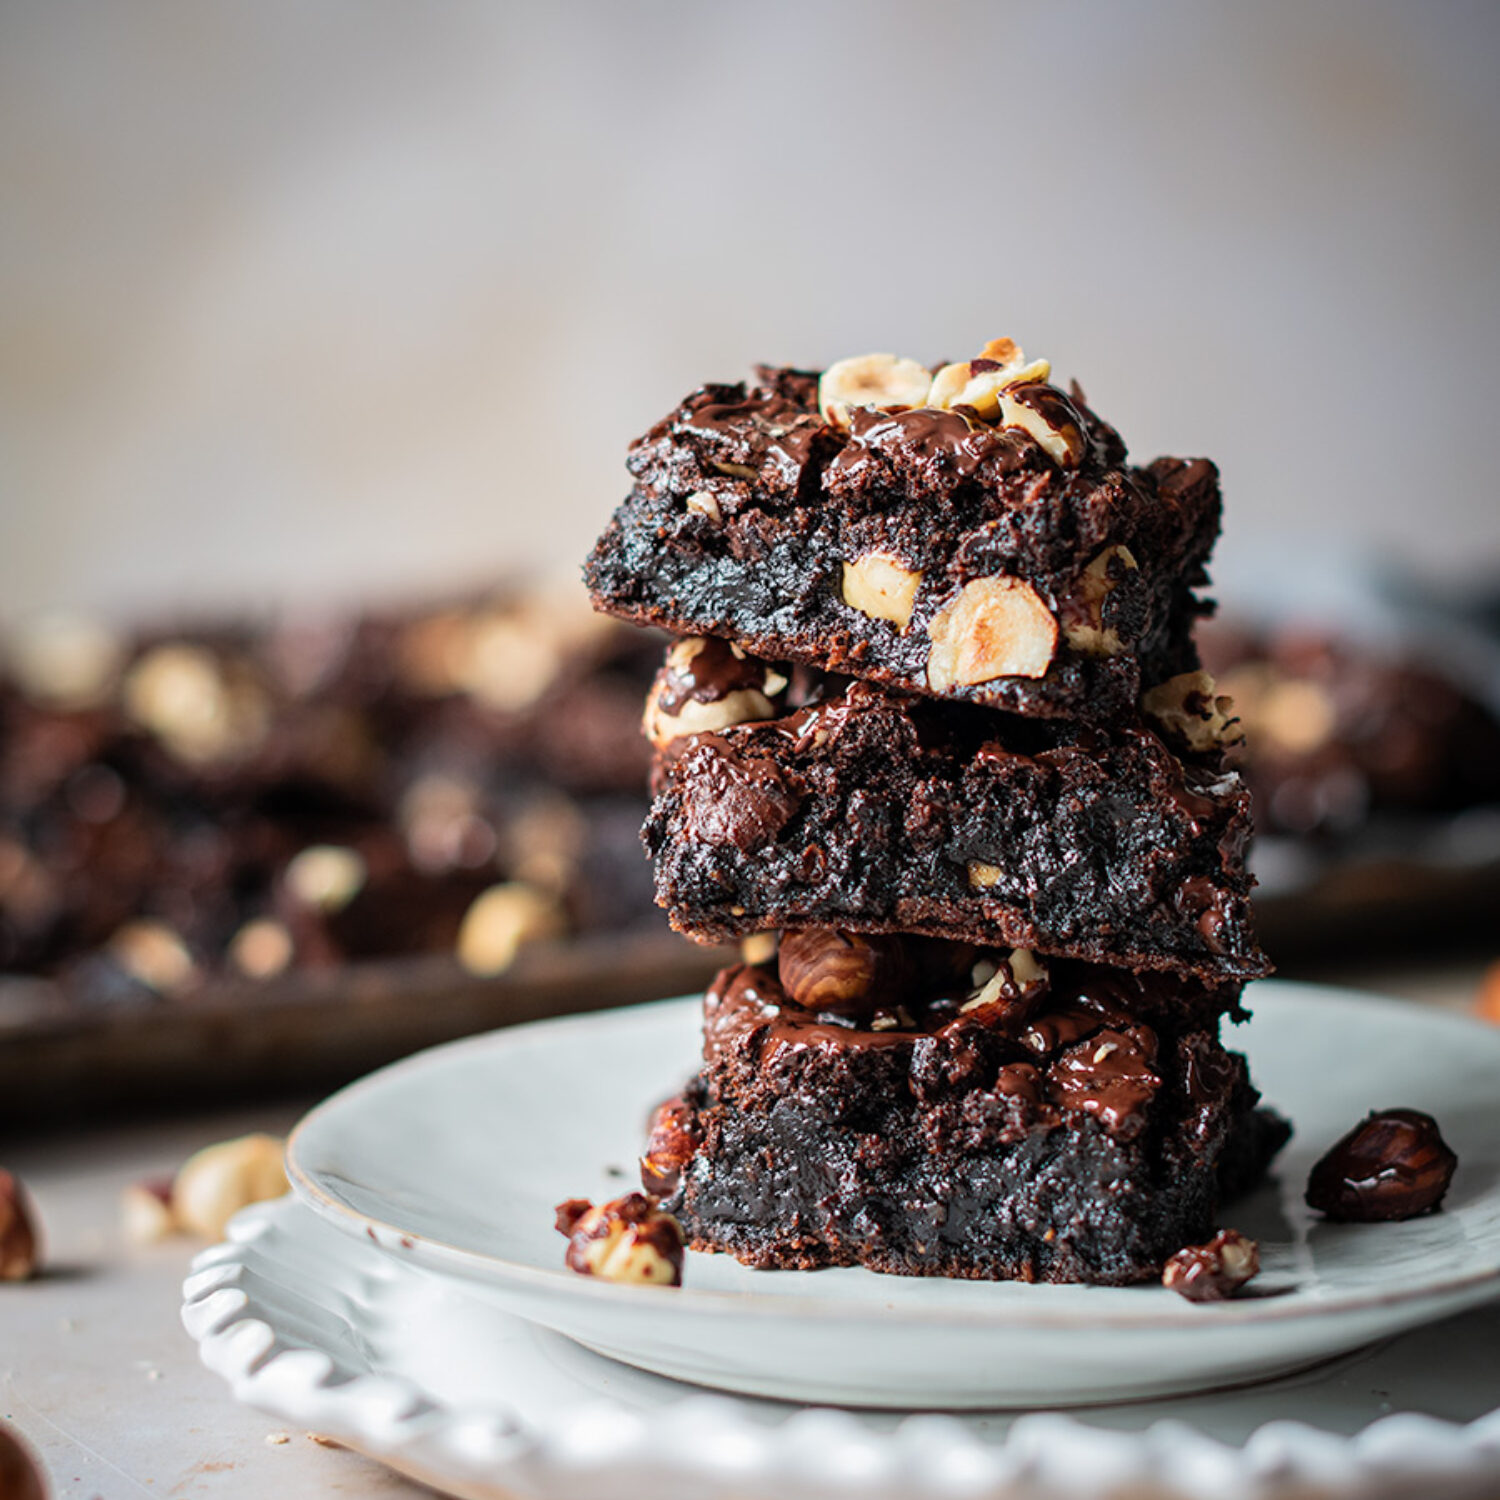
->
(585, 340, 1287, 1285)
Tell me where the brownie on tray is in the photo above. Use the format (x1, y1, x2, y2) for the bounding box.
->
(645, 942, 1286, 1285)
(643, 665, 1267, 981)
(585, 342, 1220, 722)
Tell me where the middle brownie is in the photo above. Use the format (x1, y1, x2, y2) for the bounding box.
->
(644, 664, 1267, 983)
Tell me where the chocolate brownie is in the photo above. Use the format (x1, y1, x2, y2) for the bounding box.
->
(585, 345, 1221, 722)
(644, 675, 1268, 981)
(653, 952, 1286, 1284)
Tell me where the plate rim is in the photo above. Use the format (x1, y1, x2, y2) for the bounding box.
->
(183, 1194, 1500, 1500)
(284, 979, 1500, 1332)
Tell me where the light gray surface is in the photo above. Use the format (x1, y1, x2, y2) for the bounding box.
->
(2, 0, 1498, 624)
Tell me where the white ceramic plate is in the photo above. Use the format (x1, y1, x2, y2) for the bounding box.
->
(183, 1194, 1500, 1500)
(284, 983, 1500, 1408)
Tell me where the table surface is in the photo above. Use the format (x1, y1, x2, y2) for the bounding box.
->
(2, 963, 1495, 1500)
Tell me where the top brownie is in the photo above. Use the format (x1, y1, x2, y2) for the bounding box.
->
(586, 342, 1221, 722)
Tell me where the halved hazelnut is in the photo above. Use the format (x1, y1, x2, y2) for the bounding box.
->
(1142, 671, 1242, 753)
(172, 1133, 287, 1240)
(818, 353, 932, 430)
(927, 577, 1059, 690)
(841, 553, 923, 630)
(455, 881, 565, 976)
(928, 339, 1052, 417)
(996, 385, 1084, 466)
(1062, 545, 1138, 657)
(641, 638, 783, 750)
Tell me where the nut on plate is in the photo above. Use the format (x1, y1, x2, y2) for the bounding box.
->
(927, 576, 1059, 691)
(555, 1192, 684, 1286)
(777, 928, 910, 1017)
(841, 552, 923, 630)
(455, 881, 565, 976)
(1162, 1228, 1260, 1302)
(1305, 1109, 1457, 1222)
(172, 1133, 288, 1240)
(639, 1095, 702, 1197)
(0, 1170, 41, 1281)
(1141, 671, 1242, 754)
(817, 353, 933, 430)
(0, 1422, 47, 1500)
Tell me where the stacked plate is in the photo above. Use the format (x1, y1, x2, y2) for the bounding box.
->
(182, 982, 1500, 1499)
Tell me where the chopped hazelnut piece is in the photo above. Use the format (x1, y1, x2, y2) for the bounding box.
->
(927, 577, 1059, 690)
(1163, 1229, 1260, 1301)
(967, 860, 1002, 889)
(840, 552, 923, 630)
(1142, 671, 1242, 753)
(555, 1192, 684, 1286)
(1063, 545, 1138, 657)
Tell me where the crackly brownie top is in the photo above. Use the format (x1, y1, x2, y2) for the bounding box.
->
(702, 946, 1242, 1144)
(623, 341, 1217, 580)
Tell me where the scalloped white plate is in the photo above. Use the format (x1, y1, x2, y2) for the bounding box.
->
(283, 983, 1500, 1407)
(183, 1194, 1500, 1500)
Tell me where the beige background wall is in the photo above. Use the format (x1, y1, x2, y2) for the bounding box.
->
(2, 1, 1497, 622)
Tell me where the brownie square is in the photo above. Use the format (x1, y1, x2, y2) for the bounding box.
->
(645, 677, 1267, 982)
(656, 955, 1286, 1285)
(585, 359, 1220, 722)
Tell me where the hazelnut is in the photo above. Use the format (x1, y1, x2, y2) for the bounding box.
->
(1141, 671, 1242, 754)
(639, 1096, 702, 1197)
(506, 795, 587, 894)
(967, 860, 1003, 890)
(995, 384, 1084, 466)
(840, 552, 923, 630)
(455, 881, 565, 976)
(927, 339, 1052, 417)
(227, 918, 295, 979)
(453, 607, 563, 713)
(283, 845, 367, 913)
(1256, 677, 1337, 756)
(960, 949, 1048, 1018)
(120, 1177, 177, 1245)
(1162, 1229, 1260, 1302)
(818, 353, 933, 430)
(107, 919, 197, 996)
(8, 610, 122, 710)
(172, 1133, 288, 1240)
(555, 1192, 684, 1286)
(739, 931, 779, 966)
(927, 576, 1059, 691)
(641, 638, 784, 749)
(0, 1170, 40, 1281)
(685, 490, 723, 523)
(1062, 545, 1138, 657)
(1305, 1109, 1458, 1222)
(123, 643, 270, 765)
(777, 929, 909, 1017)
(0, 1424, 47, 1500)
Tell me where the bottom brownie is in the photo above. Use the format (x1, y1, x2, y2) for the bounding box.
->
(650, 947, 1287, 1285)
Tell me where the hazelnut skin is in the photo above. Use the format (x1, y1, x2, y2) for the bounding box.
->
(777, 929, 909, 1017)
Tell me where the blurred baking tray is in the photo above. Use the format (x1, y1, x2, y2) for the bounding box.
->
(0, 929, 728, 1130)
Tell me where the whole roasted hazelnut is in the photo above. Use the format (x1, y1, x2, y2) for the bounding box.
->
(0, 1171, 40, 1281)
(1162, 1228, 1260, 1302)
(0, 1423, 47, 1500)
(172, 1133, 288, 1240)
(1305, 1109, 1457, 1221)
(777, 929, 909, 1017)
(554, 1192, 684, 1286)
(639, 1095, 701, 1197)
